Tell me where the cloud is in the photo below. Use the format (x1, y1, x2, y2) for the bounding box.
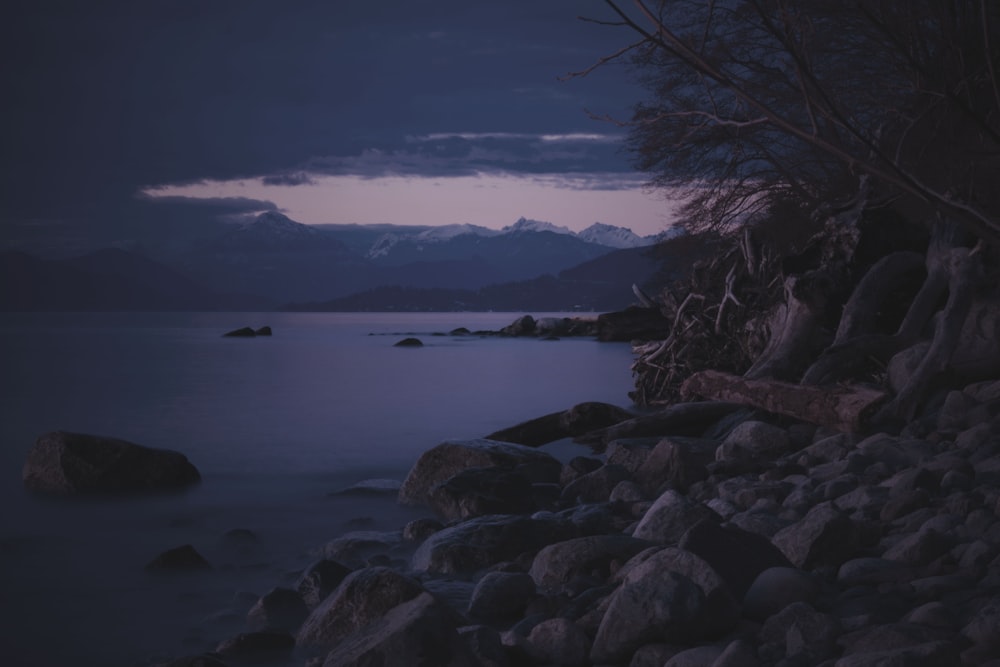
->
(261, 172, 317, 187)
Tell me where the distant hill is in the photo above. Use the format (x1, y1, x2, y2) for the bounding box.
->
(286, 244, 666, 312)
(0, 249, 266, 311)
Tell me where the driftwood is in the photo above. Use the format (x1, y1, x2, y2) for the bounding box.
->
(575, 401, 745, 449)
(682, 370, 888, 432)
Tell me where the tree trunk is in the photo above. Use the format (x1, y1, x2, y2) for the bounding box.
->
(682, 369, 888, 432)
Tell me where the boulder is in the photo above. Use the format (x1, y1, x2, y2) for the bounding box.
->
(631, 489, 720, 543)
(297, 566, 425, 649)
(318, 592, 475, 667)
(678, 519, 793, 599)
(560, 464, 632, 505)
(467, 571, 537, 620)
(526, 617, 591, 666)
(296, 559, 352, 609)
(222, 326, 256, 337)
(501, 315, 536, 337)
(393, 337, 423, 347)
(590, 570, 707, 663)
(253, 325, 272, 336)
(144, 544, 211, 572)
(410, 514, 576, 575)
(23, 431, 200, 495)
(635, 436, 718, 495)
(247, 587, 309, 632)
(529, 535, 653, 594)
(398, 439, 561, 507)
(715, 420, 793, 463)
(771, 501, 860, 569)
(427, 467, 537, 521)
(486, 402, 635, 447)
(757, 601, 840, 665)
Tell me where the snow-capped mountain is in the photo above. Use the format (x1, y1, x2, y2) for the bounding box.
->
(366, 223, 500, 259)
(578, 222, 657, 249)
(210, 211, 347, 252)
(501, 217, 575, 236)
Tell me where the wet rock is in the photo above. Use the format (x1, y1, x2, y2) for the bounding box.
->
(664, 645, 726, 666)
(319, 530, 402, 569)
(529, 535, 652, 594)
(467, 571, 536, 620)
(559, 456, 603, 486)
(393, 337, 423, 347)
(145, 544, 211, 572)
(247, 587, 309, 632)
(222, 326, 256, 337)
(402, 517, 444, 543)
(23, 431, 200, 495)
(427, 467, 537, 521)
(318, 592, 474, 667)
(560, 464, 632, 505)
(501, 314, 536, 336)
(253, 326, 272, 336)
(458, 625, 509, 667)
(398, 439, 561, 507)
(297, 566, 425, 649)
(296, 559, 352, 610)
(410, 514, 575, 575)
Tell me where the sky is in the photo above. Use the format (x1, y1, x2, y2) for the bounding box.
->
(1, 1, 681, 256)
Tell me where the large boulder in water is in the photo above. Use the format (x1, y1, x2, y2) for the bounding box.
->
(398, 439, 561, 507)
(23, 431, 201, 494)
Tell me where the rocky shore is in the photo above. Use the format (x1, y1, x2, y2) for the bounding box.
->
(142, 370, 1000, 667)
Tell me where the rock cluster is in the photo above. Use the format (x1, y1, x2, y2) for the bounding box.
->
(159, 380, 1000, 667)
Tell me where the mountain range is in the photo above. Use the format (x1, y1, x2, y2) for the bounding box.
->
(1, 212, 678, 311)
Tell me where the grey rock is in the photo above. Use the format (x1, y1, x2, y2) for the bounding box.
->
(772, 501, 860, 569)
(606, 438, 657, 474)
(526, 617, 591, 666)
(427, 466, 536, 521)
(632, 489, 719, 544)
(560, 463, 632, 504)
(715, 420, 792, 463)
(713, 638, 761, 667)
(410, 514, 575, 575)
(881, 528, 952, 566)
(610, 480, 644, 503)
(296, 559, 352, 609)
(758, 601, 840, 665)
(319, 592, 474, 667)
(834, 640, 961, 666)
(962, 596, 1000, 651)
(837, 557, 913, 586)
(458, 625, 510, 667)
(23, 431, 200, 495)
(319, 530, 401, 569)
(393, 337, 423, 347)
(664, 645, 725, 666)
(402, 517, 444, 543)
(467, 571, 536, 620)
(590, 570, 706, 663)
(529, 535, 652, 594)
(635, 436, 718, 495)
(297, 566, 425, 649)
(398, 439, 560, 507)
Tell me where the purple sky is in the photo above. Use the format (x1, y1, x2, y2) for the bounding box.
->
(2, 1, 680, 253)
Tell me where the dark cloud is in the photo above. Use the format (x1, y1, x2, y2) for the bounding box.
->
(1, 0, 643, 244)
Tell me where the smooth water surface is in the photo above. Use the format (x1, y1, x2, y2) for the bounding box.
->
(0, 311, 636, 666)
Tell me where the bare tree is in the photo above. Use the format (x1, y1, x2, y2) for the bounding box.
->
(584, 0, 1000, 428)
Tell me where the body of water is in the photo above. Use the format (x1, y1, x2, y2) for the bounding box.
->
(0, 311, 637, 666)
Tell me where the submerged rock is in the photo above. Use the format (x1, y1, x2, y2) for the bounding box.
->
(394, 337, 424, 347)
(222, 326, 256, 337)
(23, 431, 200, 495)
(145, 544, 212, 572)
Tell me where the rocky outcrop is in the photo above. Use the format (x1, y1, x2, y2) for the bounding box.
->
(149, 372, 1000, 666)
(393, 337, 423, 347)
(23, 431, 200, 495)
(397, 439, 561, 508)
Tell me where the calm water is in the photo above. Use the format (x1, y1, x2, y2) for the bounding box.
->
(0, 311, 636, 666)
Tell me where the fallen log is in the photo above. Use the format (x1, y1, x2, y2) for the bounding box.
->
(681, 370, 887, 433)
